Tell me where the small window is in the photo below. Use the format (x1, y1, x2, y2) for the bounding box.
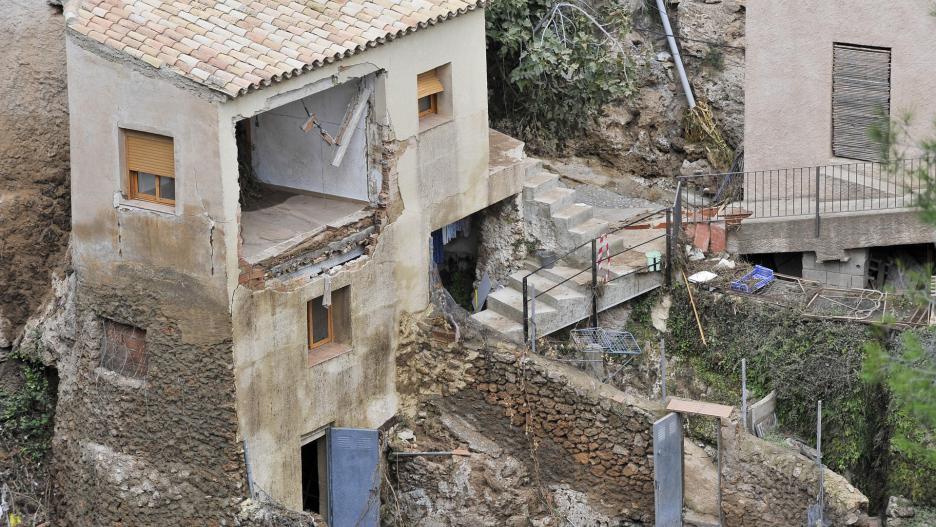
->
(124, 130, 176, 204)
(417, 69, 444, 118)
(307, 297, 334, 350)
(307, 287, 351, 365)
(101, 319, 147, 378)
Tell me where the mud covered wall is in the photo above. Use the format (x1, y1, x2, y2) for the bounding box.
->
(53, 273, 246, 525)
(0, 1, 71, 344)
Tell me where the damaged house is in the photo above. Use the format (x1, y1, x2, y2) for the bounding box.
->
(61, 0, 531, 523)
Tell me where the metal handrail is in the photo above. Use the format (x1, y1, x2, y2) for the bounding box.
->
(522, 206, 674, 342)
(522, 207, 668, 279)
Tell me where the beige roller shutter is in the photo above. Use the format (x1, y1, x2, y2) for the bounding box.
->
(125, 130, 175, 177)
(417, 70, 444, 99)
(832, 43, 891, 162)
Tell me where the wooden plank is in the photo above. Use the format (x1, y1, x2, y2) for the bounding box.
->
(331, 83, 372, 168)
(666, 397, 733, 419)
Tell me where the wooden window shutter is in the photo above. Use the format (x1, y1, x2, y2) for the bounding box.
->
(125, 130, 175, 177)
(417, 70, 444, 99)
(832, 43, 891, 162)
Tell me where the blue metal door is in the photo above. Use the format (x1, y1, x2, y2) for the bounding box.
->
(327, 427, 379, 527)
(653, 412, 683, 527)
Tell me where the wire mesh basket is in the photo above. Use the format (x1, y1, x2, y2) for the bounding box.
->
(570, 328, 642, 356)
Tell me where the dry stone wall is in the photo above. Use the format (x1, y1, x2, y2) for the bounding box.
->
(397, 308, 662, 523)
(396, 301, 871, 526)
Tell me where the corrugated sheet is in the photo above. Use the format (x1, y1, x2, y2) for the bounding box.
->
(653, 413, 683, 527)
(832, 43, 891, 162)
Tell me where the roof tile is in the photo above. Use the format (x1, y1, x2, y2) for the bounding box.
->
(71, 0, 484, 97)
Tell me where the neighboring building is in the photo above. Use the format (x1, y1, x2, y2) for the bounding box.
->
(61, 0, 529, 524)
(717, 0, 936, 286)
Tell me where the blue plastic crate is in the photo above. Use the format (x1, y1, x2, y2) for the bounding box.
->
(730, 265, 775, 294)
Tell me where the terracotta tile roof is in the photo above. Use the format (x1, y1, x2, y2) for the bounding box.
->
(68, 0, 484, 97)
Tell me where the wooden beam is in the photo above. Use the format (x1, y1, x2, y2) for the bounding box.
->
(666, 397, 733, 419)
(331, 83, 372, 168)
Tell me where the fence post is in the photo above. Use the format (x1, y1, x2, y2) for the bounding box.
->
(674, 180, 683, 235)
(660, 338, 667, 402)
(665, 208, 673, 288)
(591, 239, 598, 327)
(741, 358, 748, 434)
(815, 166, 821, 238)
(522, 276, 529, 343)
(817, 399, 824, 525)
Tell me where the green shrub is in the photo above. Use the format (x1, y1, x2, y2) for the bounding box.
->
(486, 0, 636, 152)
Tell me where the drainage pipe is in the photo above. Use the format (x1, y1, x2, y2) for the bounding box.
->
(654, 0, 696, 108)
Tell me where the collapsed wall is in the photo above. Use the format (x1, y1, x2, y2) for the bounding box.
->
(394, 300, 870, 526)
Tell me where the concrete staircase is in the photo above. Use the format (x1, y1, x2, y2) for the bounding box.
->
(471, 165, 666, 341)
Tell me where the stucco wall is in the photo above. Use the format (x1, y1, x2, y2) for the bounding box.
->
(221, 10, 501, 510)
(745, 0, 936, 171)
(63, 38, 244, 525)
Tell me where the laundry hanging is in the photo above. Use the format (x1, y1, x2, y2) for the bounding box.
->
(431, 231, 444, 265)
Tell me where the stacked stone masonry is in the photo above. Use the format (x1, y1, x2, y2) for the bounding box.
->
(396, 305, 871, 526)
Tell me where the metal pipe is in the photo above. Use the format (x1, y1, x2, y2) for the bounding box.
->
(655, 0, 696, 108)
(388, 451, 464, 458)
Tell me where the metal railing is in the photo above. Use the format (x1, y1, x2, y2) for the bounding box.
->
(676, 157, 932, 235)
(521, 207, 674, 342)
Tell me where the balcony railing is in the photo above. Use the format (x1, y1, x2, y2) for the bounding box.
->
(676, 158, 933, 234)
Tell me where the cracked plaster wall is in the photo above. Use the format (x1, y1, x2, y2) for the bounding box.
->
(62, 36, 244, 525)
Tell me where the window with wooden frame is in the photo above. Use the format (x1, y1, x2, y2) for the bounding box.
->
(124, 130, 176, 205)
(417, 69, 444, 118)
(307, 297, 334, 350)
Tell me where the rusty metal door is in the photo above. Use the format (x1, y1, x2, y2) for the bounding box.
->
(654, 412, 683, 527)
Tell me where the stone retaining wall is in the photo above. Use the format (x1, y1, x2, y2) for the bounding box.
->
(397, 305, 871, 526)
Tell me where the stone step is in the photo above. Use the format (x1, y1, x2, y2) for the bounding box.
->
(552, 203, 594, 229)
(531, 187, 576, 214)
(506, 270, 587, 307)
(568, 217, 611, 244)
(486, 286, 557, 325)
(522, 170, 559, 200)
(469, 310, 523, 341)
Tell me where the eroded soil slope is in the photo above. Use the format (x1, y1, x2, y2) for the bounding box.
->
(0, 0, 71, 344)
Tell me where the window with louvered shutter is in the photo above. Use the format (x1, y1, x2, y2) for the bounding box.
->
(417, 69, 444, 118)
(124, 129, 176, 204)
(832, 43, 891, 162)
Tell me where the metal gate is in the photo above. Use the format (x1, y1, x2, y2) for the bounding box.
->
(327, 427, 379, 527)
(653, 412, 683, 527)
